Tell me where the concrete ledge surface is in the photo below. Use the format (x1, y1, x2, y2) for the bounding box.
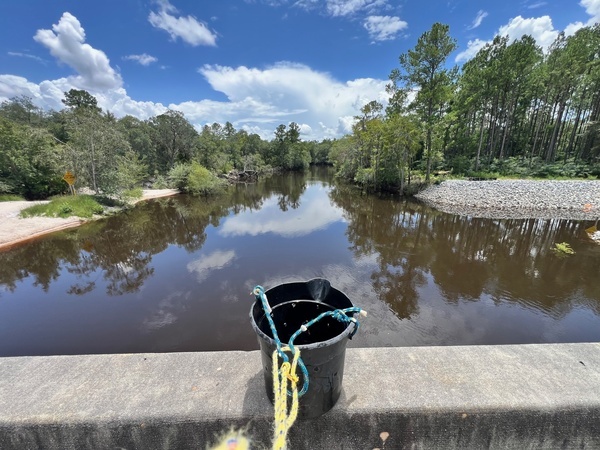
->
(1, 343, 599, 449)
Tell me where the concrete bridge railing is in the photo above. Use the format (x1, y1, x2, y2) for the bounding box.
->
(1, 343, 599, 449)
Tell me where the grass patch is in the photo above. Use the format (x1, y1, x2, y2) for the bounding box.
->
(0, 194, 24, 202)
(20, 195, 104, 219)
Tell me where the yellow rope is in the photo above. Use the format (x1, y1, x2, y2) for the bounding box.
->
(272, 346, 300, 450)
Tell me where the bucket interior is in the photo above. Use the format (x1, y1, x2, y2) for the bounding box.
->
(256, 300, 349, 345)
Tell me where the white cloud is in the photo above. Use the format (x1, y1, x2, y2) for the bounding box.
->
(149, 0, 217, 46)
(456, 0, 600, 63)
(468, 10, 488, 30)
(123, 53, 158, 66)
(196, 62, 388, 139)
(564, 0, 600, 36)
(33, 12, 122, 91)
(7, 52, 47, 64)
(1, 13, 386, 141)
(364, 15, 407, 41)
(581, 0, 600, 20)
(326, 0, 388, 17)
(455, 39, 488, 62)
(498, 15, 558, 48)
(456, 15, 557, 63)
(293, 0, 319, 11)
(527, 1, 547, 9)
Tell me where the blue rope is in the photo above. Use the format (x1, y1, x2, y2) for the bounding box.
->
(253, 286, 288, 362)
(253, 285, 365, 398)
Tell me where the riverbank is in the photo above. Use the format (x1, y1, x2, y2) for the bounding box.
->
(0, 189, 179, 251)
(415, 179, 600, 220)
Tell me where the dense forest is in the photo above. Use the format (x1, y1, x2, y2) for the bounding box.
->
(1, 22, 599, 199)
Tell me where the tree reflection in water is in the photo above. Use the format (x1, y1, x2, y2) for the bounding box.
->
(1, 167, 599, 356)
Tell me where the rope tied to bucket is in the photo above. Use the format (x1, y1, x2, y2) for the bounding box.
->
(272, 345, 300, 450)
(252, 285, 367, 450)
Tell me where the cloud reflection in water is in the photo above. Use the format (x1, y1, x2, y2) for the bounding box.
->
(219, 189, 345, 238)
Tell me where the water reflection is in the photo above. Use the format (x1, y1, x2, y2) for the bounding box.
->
(0, 167, 599, 356)
(187, 250, 237, 283)
(330, 183, 600, 321)
(219, 189, 344, 237)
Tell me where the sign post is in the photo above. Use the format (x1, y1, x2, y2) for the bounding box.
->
(63, 171, 76, 196)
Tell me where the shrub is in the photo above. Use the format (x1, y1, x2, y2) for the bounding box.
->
(122, 187, 143, 200)
(168, 163, 192, 191)
(167, 162, 226, 195)
(186, 162, 227, 195)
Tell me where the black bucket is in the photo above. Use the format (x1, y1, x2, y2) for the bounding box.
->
(250, 278, 355, 419)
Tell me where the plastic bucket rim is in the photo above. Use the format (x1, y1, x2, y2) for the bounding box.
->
(249, 301, 356, 351)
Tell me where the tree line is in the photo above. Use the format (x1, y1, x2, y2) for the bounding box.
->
(0, 89, 333, 199)
(2, 22, 599, 198)
(332, 22, 600, 192)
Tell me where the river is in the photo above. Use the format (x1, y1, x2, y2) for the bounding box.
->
(1, 167, 599, 356)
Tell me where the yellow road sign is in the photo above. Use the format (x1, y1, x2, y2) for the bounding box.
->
(63, 171, 76, 186)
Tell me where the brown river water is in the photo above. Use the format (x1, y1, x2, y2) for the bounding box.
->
(1, 167, 599, 356)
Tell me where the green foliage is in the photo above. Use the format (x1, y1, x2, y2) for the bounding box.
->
(149, 110, 198, 172)
(553, 242, 575, 256)
(0, 117, 65, 200)
(186, 162, 227, 195)
(151, 174, 171, 189)
(168, 162, 226, 195)
(465, 171, 500, 180)
(115, 150, 148, 190)
(0, 179, 14, 194)
(20, 195, 104, 219)
(167, 163, 192, 191)
(447, 156, 472, 175)
(122, 187, 143, 200)
(62, 89, 101, 113)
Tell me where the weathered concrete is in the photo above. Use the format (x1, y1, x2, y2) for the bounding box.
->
(0, 344, 599, 449)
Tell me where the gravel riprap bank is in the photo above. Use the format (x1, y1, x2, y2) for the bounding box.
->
(415, 180, 600, 220)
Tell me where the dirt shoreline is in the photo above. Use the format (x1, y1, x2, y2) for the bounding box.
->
(0, 189, 179, 251)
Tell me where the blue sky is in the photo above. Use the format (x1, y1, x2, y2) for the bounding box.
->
(0, 0, 597, 140)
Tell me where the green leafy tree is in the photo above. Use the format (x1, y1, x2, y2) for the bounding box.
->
(0, 117, 64, 199)
(149, 110, 198, 173)
(0, 96, 44, 126)
(62, 89, 101, 113)
(392, 23, 457, 180)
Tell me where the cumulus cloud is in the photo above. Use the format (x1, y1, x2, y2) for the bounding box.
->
(196, 62, 388, 139)
(364, 15, 407, 41)
(582, 0, 600, 20)
(455, 39, 488, 62)
(149, 0, 217, 46)
(123, 53, 158, 66)
(566, 0, 600, 35)
(1, 12, 387, 141)
(456, 15, 558, 62)
(33, 12, 122, 90)
(468, 10, 488, 30)
(456, 1, 600, 63)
